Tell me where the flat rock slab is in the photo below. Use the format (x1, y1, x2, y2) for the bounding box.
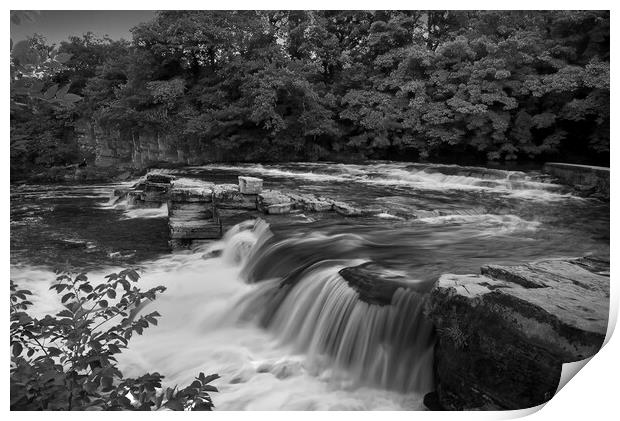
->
(214, 184, 258, 210)
(258, 190, 293, 214)
(168, 202, 215, 221)
(238, 176, 263, 194)
(168, 186, 213, 202)
(425, 256, 609, 410)
(146, 173, 175, 184)
(339, 262, 430, 305)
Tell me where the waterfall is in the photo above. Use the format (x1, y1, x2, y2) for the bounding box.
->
(231, 222, 436, 394)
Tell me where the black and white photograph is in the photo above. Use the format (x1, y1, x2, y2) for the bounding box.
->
(8, 5, 612, 413)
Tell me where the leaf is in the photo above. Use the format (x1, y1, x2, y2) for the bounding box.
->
(99, 300, 108, 308)
(47, 347, 62, 357)
(50, 283, 67, 293)
(101, 376, 114, 392)
(106, 289, 116, 299)
(43, 84, 59, 100)
(57, 309, 73, 318)
(125, 269, 140, 282)
(12, 342, 23, 357)
(79, 284, 93, 293)
(202, 373, 220, 384)
(61, 292, 75, 303)
(63, 93, 82, 103)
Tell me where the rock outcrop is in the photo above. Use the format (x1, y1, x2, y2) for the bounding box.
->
(424, 256, 609, 410)
(238, 176, 263, 194)
(339, 262, 430, 305)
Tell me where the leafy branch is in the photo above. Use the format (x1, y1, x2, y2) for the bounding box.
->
(10, 270, 219, 411)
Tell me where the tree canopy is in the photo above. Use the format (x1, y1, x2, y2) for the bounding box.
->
(10, 10, 610, 177)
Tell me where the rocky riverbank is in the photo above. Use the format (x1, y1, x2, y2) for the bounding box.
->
(238, 253, 609, 410)
(110, 170, 610, 410)
(423, 256, 609, 410)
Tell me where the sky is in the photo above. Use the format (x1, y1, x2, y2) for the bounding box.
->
(10, 10, 157, 45)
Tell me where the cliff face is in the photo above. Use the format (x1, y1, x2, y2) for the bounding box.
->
(80, 123, 223, 168)
(424, 256, 609, 410)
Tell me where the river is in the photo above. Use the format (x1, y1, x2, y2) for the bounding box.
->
(9, 161, 610, 410)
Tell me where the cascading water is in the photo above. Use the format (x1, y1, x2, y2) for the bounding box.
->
(237, 263, 435, 393)
(10, 161, 609, 409)
(232, 223, 436, 394)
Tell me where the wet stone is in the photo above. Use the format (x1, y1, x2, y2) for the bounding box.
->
(168, 186, 213, 203)
(238, 176, 263, 195)
(169, 219, 222, 239)
(168, 202, 215, 221)
(146, 173, 175, 184)
(333, 201, 363, 217)
(214, 184, 258, 210)
(425, 257, 610, 410)
(258, 190, 293, 214)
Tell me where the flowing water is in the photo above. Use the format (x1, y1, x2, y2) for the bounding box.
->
(10, 161, 609, 410)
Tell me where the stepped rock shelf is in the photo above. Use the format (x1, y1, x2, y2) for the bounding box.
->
(113, 173, 383, 248)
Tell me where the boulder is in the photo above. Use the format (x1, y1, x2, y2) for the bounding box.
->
(286, 193, 333, 212)
(214, 184, 257, 210)
(303, 198, 333, 212)
(127, 191, 159, 208)
(338, 262, 429, 305)
(238, 176, 263, 195)
(265, 203, 292, 214)
(258, 190, 293, 214)
(424, 256, 609, 410)
(146, 173, 175, 184)
(333, 201, 363, 217)
(143, 181, 171, 202)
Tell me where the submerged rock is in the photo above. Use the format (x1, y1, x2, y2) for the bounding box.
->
(425, 256, 609, 410)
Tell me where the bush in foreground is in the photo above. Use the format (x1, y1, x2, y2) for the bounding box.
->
(10, 269, 218, 410)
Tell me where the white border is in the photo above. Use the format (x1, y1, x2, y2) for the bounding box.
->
(4, 2, 617, 420)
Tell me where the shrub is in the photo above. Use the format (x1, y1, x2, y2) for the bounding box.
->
(10, 269, 219, 411)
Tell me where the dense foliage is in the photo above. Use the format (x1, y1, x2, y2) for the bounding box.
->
(10, 10, 610, 177)
(10, 270, 218, 410)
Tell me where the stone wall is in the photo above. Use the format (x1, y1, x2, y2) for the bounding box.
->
(543, 162, 610, 199)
